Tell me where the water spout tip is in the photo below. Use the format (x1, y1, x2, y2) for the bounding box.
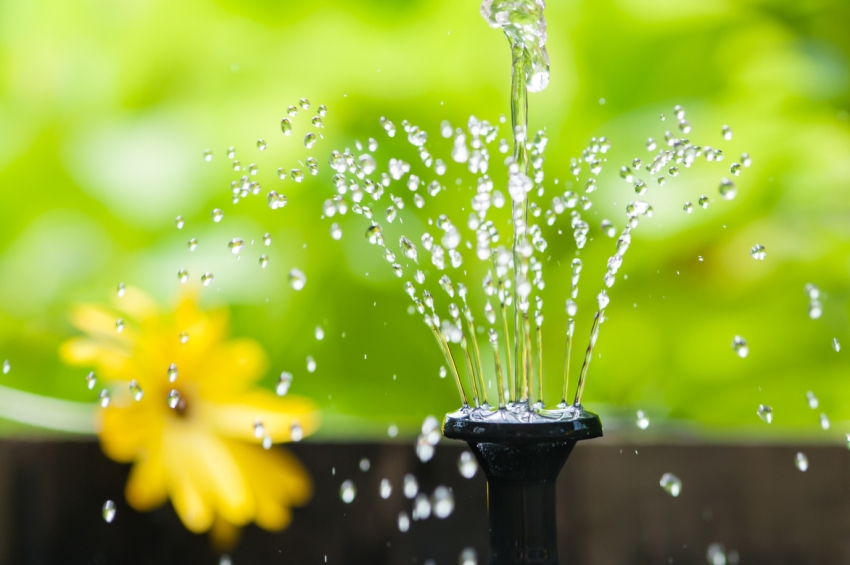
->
(442, 405, 602, 445)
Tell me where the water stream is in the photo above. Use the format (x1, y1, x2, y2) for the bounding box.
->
(319, 0, 746, 424)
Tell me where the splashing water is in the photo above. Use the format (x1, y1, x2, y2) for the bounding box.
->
(316, 1, 749, 422)
(795, 452, 808, 472)
(458, 451, 478, 478)
(102, 500, 116, 523)
(380, 478, 392, 498)
(659, 472, 681, 497)
(339, 480, 356, 503)
(481, 0, 549, 93)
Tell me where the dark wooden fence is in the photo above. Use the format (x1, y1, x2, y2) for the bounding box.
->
(1, 440, 848, 564)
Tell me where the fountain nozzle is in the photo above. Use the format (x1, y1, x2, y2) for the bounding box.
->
(443, 407, 602, 565)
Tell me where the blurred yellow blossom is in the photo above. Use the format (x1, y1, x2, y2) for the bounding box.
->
(59, 287, 319, 547)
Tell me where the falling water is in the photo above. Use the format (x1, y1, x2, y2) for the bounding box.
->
(317, 0, 748, 422)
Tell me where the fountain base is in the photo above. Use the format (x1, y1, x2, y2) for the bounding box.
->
(443, 406, 602, 565)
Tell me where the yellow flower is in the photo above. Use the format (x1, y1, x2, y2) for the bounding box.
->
(59, 287, 319, 548)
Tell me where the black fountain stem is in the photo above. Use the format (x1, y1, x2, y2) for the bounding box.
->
(443, 409, 602, 565)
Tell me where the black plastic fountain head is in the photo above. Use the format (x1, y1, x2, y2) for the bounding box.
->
(443, 408, 602, 565)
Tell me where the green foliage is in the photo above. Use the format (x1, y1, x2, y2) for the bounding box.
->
(0, 0, 848, 439)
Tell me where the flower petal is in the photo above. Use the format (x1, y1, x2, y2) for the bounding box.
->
(164, 423, 255, 527)
(69, 305, 137, 346)
(198, 391, 319, 443)
(125, 447, 168, 511)
(163, 426, 214, 533)
(195, 338, 268, 395)
(228, 442, 311, 531)
(99, 401, 162, 462)
(59, 337, 131, 375)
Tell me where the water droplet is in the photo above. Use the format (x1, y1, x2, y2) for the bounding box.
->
(203, 149, 213, 162)
(289, 268, 306, 290)
(267, 191, 288, 210)
(431, 486, 455, 518)
(280, 118, 292, 135)
(795, 452, 808, 472)
(287, 105, 298, 117)
(177, 269, 189, 283)
(299, 98, 310, 110)
(201, 272, 214, 286)
(340, 480, 356, 503)
(668, 166, 679, 177)
(359, 458, 371, 472)
(291, 169, 304, 182)
(659, 472, 681, 497)
(398, 511, 410, 532)
(167, 363, 178, 382)
(719, 178, 736, 200)
(211, 209, 224, 223)
(232, 160, 241, 171)
(403, 474, 418, 498)
(262, 435, 272, 450)
(306, 356, 316, 373)
(115, 318, 124, 333)
(311, 116, 323, 128)
(276, 372, 293, 396)
(167, 389, 180, 409)
(459, 547, 478, 565)
(833, 338, 840, 352)
(399, 236, 418, 262)
(380, 478, 392, 499)
(820, 413, 830, 430)
(757, 404, 772, 424)
(458, 451, 477, 478)
(722, 125, 733, 140)
(636, 410, 649, 430)
(188, 238, 198, 251)
(314, 326, 324, 341)
(683, 202, 693, 214)
(318, 104, 328, 117)
(304, 133, 317, 149)
(698, 195, 710, 209)
(175, 215, 185, 229)
(257, 139, 267, 151)
(749, 244, 766, 260)
(416, 436, 435, 462)
(179, 331, 189, 344)
(730, 162, 742, 176)
(116, 282, 126, 297)
(253, 418, 265, 439)
(99, 389, 111, 408)
(388, 424, 398, 438)
(330, 223, 342, 240)
(85, 371, 96, 390)
(707, 543, 726, 565)
(808, 301, 822, 320)
(732, 336, 748, 358)
(102, 500, 116, 523)
(678, 119, 691, 134)
(129, 380, 143, 401)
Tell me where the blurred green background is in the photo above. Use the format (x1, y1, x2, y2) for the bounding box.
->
(0, 0, 848, 441)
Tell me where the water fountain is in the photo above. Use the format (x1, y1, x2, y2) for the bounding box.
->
(322, 0, 746, 561)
